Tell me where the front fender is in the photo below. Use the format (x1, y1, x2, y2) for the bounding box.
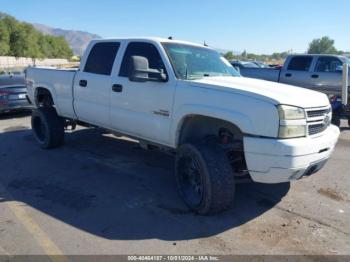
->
(170, 104, 254, 147)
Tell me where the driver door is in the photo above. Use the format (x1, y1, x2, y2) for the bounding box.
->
(109, 42, 176, 145)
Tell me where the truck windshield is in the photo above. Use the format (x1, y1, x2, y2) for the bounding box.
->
(162, 43, 240, 80)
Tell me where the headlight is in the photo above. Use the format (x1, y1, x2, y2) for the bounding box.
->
(278, 125, 306, 138)
(278, 105, 305, 120)
(278, 105, 307, 138)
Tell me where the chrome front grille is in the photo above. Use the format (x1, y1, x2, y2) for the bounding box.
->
(306, 106, 332, 136)
(308, 123, 329, 135)
(307, 108, 331, 118)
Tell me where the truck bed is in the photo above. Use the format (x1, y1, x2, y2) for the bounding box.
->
(239, 67, 281, 82)
(26, 67, 78, 118)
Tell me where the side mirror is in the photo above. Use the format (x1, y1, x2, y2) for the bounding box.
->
(129, 56, 167, 82)
(232, 66, 240, 73)
(335, 65, 343, 72)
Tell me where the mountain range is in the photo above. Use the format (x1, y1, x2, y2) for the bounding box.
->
(1, 12, 242, 58)
(32, 23, 238, 57)
(32, 23, 101, 56)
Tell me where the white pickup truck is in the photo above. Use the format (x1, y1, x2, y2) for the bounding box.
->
(26, 37, 340, 214)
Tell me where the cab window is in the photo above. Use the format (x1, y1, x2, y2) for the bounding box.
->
(287, 56, 313, 71)
(84, 42, 120, 75)
(119, 42, 166, 77)
(315, 57, 342, 72)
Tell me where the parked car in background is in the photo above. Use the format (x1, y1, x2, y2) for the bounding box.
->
(252, 61, 270, 68)
(238, 54, 350, 96)
(0, 70, 25, 76)
(231, 61, 270, 70)
(0, 75, 33, 114)
(230, 60, 260, 71)
(269, 63, 283, 69)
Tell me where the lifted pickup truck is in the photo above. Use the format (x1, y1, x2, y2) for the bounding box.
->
(26, 38, 340, 214)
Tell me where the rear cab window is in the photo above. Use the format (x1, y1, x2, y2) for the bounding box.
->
(84, 42, 121, 75)
(287, 56, 313, 71)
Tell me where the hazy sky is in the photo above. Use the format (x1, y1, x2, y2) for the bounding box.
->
(1, 0, 349, 54)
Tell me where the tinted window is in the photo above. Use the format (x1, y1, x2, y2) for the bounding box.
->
(84, 42, 120, 75)
(287, 56, 313, 71)
(315, 57, 342, 72)
(119, 42, 166, 77)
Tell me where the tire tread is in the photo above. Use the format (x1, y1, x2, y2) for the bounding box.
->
(176, 142, 235, 215)
(31, 107, 64, 149)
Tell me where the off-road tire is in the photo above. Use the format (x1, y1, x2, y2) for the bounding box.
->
(31, 107, 64, 149)
(175, 142, 235, 215)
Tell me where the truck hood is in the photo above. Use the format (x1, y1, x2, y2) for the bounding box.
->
(190, 76, 330, 108)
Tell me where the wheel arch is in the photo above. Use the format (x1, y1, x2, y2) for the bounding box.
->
(171, 104, 254, 147)
(175, 114, 246, 147)
(33, 84, 60, 114)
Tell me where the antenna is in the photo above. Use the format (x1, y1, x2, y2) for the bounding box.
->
(168, 36, 173, 40)
(204, 41, 208, 47)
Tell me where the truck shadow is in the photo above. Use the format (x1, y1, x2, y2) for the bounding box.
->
(0, 127, 290, 241)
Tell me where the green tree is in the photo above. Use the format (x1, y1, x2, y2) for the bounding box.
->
(224, 51, 235, 60)
(0, 13, 73, 59)
(52, 36, 73, 58)
(0, 21, 10, 55)
(10, 23, 42, 58)
(38, 34, 53, 58)
(307, 36, 338, 54)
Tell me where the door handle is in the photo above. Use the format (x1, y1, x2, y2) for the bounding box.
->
(79, 79, 87, 87)
(285, 73, 292, 77)
(112, 84, 123, 92)
(311, 74, 319, 78)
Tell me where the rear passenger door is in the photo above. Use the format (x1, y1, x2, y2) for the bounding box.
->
(280, 56, 314, 88)
(74, 42, 120, 127)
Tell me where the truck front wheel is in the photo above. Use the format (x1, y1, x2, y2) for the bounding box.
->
(31, 107, 65, 149)
(175, 142, 235, 214)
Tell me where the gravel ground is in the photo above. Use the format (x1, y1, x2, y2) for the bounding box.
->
(0, 111, 349, 257)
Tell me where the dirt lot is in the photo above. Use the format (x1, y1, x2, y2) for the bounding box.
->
(0, 111, 349, 256)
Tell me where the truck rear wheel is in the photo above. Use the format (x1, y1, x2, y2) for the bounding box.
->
(31, 107, 64, 149)
(175, 142, 235, 214)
